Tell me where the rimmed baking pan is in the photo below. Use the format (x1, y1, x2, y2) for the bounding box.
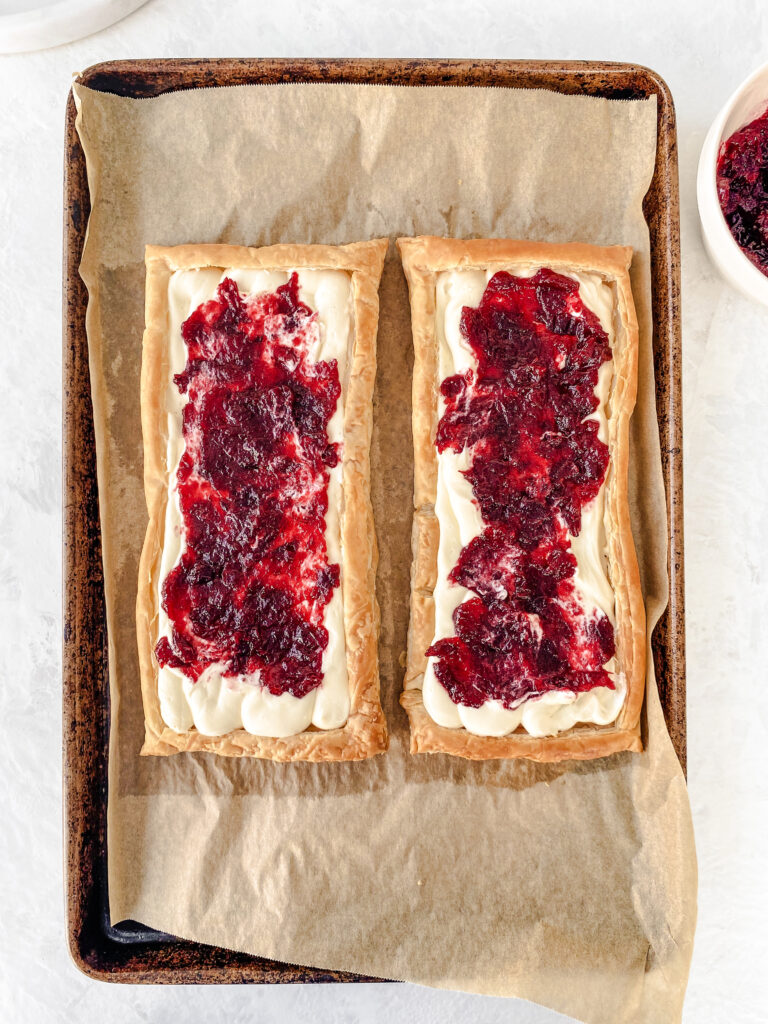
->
(63, 57, 685, 984)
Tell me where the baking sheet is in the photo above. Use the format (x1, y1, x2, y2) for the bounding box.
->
(69, 75, 696, 1022)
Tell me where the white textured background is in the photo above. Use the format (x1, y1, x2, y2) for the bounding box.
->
(1, 2, 766, 1022)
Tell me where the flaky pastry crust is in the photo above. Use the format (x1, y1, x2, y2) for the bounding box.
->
(397, 236, 646, 762)
(137, 239, 389, 761)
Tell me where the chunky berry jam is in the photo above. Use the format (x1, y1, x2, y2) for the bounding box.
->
(717, 104, 768, 276)
(427, 269, 616, 709)
(155, 274, 341, 699)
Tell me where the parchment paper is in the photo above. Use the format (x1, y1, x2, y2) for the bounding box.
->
(73, 81, 697, 1023)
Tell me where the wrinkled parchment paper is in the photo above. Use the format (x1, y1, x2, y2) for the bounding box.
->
(73, 81, 696, 1023)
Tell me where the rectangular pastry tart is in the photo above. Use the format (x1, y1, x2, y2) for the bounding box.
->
(137, 239, 389, 761)
(398, 236, 646, 762)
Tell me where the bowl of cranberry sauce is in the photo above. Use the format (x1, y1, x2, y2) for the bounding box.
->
(698, 61, 768, 305)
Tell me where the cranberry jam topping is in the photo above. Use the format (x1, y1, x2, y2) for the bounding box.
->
(717, 104, 768, 276)
(155, 274, 341, 699)
(427, 269, 617, 710)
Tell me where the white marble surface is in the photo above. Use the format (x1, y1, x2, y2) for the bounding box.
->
(0, 2, 766, 1022)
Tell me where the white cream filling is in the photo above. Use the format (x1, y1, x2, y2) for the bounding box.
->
(157, 267, 353, 738)
(421, 266, 626, 738)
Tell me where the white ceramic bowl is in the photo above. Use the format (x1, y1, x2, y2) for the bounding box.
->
(0, 0, 149, 54)
(697, 61, 768, 306)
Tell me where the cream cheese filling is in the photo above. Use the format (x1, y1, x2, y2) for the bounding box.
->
(422, 266, 626, 738)
(157, 267, 352, 738)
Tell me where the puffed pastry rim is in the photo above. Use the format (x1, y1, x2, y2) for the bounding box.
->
(137, 239, 389, 761)
(397, 236, 647, 762)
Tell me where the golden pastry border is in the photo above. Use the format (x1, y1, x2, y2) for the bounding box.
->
(137, 239, 389, 761)
(397, 235, 646, 762)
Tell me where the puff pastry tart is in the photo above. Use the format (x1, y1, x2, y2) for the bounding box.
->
(398, 237, 646, 762)
(137, 240, 389, 761)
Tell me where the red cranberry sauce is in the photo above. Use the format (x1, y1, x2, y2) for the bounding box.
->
(155, 274, 342, 699)
(717, 104, 768, 276)
(427, 269, 616, 710)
